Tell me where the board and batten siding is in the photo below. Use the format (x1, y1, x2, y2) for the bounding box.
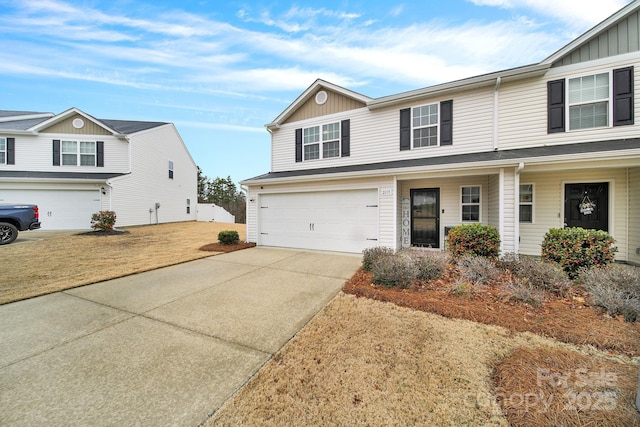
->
(628, 167, 640, 265)
(108, 124, 197, 226)
(0, 133, 129, 173)
(270, 87, 495, 174)
(245, 176, 396, 249)
(40, 114, 113, 135)
(283, 88, 367, 124)
(553, 10, 640, 67)
(518, 167, 629, 260)
(497, 55, 640, 150)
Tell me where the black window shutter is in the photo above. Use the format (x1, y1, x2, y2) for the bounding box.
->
(341, 119, 350, 157)
(96, 141, 104, 167)
(399, 108, 411, 151)
(547, 79, 565, 133)
(6, 137, 15, 165)
(53, 139, 60, 166)
(295, 128, 302, 162)
(613, 66, 634, 126)
(440, 100, 453, 146)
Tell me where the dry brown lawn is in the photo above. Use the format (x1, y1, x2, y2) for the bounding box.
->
(0, 221, 245, 305)
(207, 293, 639, 426)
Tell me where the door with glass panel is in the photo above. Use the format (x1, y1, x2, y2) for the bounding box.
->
(411, 188, 440, 248)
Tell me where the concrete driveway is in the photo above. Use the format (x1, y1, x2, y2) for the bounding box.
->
(0, 247, 362, 426)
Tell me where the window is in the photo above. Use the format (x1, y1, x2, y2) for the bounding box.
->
(0, 137, 5, 164)
(413, 103, 438, 148)
(60, 140, 96, 166)
(519, 184, 534, 223)
(461, 186, 480, 222)
(568, 72, 609, 130)
(186, 198, 190, 214)
(303, 121, 340, 161)
(168, 160, 174, 179)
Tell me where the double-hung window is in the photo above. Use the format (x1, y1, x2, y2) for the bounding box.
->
(303, 122, 340, 161)
(519, 184, 534, 223)
(61, 140, 96, 166)
(568, 72, 609, 130)
(169, 161, 174, 179)
(0, 137, 5, 164)
(413, 103, 438, 148)
(461, 186, 480, 222)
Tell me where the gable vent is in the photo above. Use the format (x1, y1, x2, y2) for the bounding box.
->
(315, 91, 328, 105)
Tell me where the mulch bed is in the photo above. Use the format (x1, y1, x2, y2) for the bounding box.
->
(199, 242, 256, 253)
(343, 268, 640, 357)
(77, 229, 130, 236)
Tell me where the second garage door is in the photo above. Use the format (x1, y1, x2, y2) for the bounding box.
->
(258, 189, 379, 253)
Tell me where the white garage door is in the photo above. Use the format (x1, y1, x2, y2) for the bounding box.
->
(0, 189, 100, 230)
(259, 189, 379, 253)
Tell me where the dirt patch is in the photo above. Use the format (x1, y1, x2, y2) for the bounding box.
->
(199, 242, 256, 252)
(343, 268, 640, 357)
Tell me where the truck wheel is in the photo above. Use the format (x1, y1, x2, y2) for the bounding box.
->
(0, 222, 19, 245)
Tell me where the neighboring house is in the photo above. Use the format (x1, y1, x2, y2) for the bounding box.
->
(0, 108, 197, 230)
(196, 203, 235, 223)
(242, 1, 640, 265)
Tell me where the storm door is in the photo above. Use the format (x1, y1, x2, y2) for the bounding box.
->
(411, 188, 440, 248)
(564, 183, 609, 231)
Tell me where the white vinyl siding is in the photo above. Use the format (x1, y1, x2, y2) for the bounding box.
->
(498, 55, 640, 150)
(270, 87, 495, 173)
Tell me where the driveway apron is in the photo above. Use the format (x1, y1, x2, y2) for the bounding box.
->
(0, 247, 361, 426)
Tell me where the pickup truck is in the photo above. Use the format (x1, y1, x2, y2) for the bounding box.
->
(0, 204, 42, 245)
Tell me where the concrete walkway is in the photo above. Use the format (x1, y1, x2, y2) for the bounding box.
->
(0, 247, 362, 426)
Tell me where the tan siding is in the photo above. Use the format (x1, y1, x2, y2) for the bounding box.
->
(284, 89, 367, 124)
(40, 114, 112, 135)
(554, 11, 640, 66)
(628, 167, 640, 264)
(518, 168, 628, 260)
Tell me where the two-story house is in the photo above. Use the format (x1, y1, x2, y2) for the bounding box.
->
(242, 1, 640, 265)
(0, 108, 197, 229)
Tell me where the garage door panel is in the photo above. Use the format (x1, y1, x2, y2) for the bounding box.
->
(259, 190, 379, 253)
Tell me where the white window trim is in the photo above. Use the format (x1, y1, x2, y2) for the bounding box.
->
(412, 103, 439, 149)
(302, 121, 341, 161)
(519, 183, 535, 224)
(61, 140, 96, 167)
(566, 70, 613, 131)
(460, 185, 481, 223)
(0, 137, 6, 164)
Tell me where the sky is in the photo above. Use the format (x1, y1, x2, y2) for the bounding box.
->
(0, 0, 633, 184)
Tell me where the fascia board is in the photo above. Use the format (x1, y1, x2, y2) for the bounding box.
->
(29, 107, 121, 136)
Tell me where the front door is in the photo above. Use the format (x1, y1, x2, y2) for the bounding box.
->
(564, 183, 609, 231)
(411, 188, 440, 248)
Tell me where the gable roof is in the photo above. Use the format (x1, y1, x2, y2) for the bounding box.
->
(0, 108, 168, 136)
(267, 79, 372, 128)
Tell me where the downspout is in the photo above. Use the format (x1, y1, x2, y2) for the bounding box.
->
(493, 77, 501, 151)
(514, 162, 524, 254)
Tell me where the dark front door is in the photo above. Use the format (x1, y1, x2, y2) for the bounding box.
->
(411, 188, 440, 248)
(564, 183, 609, 231)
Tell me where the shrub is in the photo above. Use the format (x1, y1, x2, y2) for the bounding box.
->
(458, 255, 501, 285)
(401, 249, 449, 281)
(500, 253, 571, 296)
(447, 277, 482, 296)
(91, 210, 116, 232)
(370, 252, 418, 288)
(218, 230, 240, 245)
(580, 265, 640, 322)
(447, 224, 500, 259)
(362, 246, 395, 272)
(541, 227, 617, 278)
(501, 277, 545, 307)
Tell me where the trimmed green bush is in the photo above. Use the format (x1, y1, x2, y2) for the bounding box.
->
(218, 230, 240, 245)
(362, 246, 395, 272)
(447, 224, 500, 259)
(541, 227, 617, 278)
(91, 210, 116, 232)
